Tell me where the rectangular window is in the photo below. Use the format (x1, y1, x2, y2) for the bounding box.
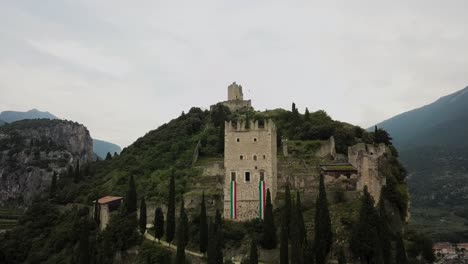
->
(244, 172, 251, 182)
(231, 172, 236, 182)
(260, 171, 265, 181)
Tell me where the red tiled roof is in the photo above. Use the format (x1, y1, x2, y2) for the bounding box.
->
(97, 196, 123, 204)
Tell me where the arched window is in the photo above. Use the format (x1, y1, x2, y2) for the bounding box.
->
(240, 155, 243, 160)
(260, 171, 265, 181)
(236, 138, 240, 142)
(253, 155, 257, 161)
(253, 138, 257, 142)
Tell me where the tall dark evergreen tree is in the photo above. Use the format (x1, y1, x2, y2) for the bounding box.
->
(314, 174, 332, 264)
(377, 196, 392, 264)
(280, 211, 289, 264)
(105, 152, 112, 160)
(249, 238, 258, 264)
(74, 159, 81, 183)
(291, 199, 304, 264)
(337, 248, 347, 264)
(78, 221, 90, 264)
(350, 186, 382, 264)
(154, 207, 164, 241)
(139, 197, 147, 234)
(94, 200, 100, 226)
(284, 182, 292, 237)
(125, 175, 137, 214)
(49, 171, 57, 199)
(113, 152, 119, 157)
(395, 234, 408, 264)
(176, 198, 188, 264)
(261, 188, 277, 249)
(199, 192, 208, 253)
(207, 219, 223, 264)
(166, 173, 176, 243)
(296, 191, 307, 244)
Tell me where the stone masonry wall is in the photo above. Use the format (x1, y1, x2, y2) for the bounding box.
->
(224, 119, 277, 221)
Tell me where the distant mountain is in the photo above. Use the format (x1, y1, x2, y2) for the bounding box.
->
(0, 109, 121, 160)
(375, 86, 468, 148)
(0, 109, 58, 123)
(374, 86, 468, 241)
(93, 139, 121, 159)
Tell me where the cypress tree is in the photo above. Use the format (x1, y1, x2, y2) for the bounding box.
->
(214, 209, 223, 246)
(176, 198, 188, 264)
(125, 175, 137, 214)
(377, 196, 392, 264)
(78, 221, 90, 264)
(199, 192, 208, 253)
(350, 186, 381, 264)
(395, 234, 408, 264)
(154, 207, 164, 241)
(166, 173, 176, 243)
(207, 219, 223, 264)
(94, 200, 100, 226)
(67, 164, 74, 178)
(284, 182, 292, 237)
(280, 213, 289, 264)
(139, 197, 147, 234)
(291, 199, 304, 264)
(261, 188, 277, 249)
(304, 107, 310, 121)
(50, 171, 57, 199)
(296, 191, 306, 244)
(105, 152, 112, 160)
(74, 159, 81, 183)
(314, 174, 332, 264)
(249, 238, 258, 264)
(338, 248, 347, 264)
(114, 152, 119, 157)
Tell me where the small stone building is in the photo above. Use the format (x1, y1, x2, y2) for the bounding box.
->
(223, 119, 277, 221)
(95, 196, 123, 230)
(320, 163, 358, 191)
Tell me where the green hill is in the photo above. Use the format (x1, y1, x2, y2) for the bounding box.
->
(93, 139, 121, 160)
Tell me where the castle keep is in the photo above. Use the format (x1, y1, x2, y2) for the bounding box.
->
(223, 120, 277, 221)
(216, 82, 253, 112)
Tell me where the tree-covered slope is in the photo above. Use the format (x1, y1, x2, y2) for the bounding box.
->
(374, 85, 468, 241)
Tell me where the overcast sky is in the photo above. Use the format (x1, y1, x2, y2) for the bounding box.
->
(1, 1, 467, 147)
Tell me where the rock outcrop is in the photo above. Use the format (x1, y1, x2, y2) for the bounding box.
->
(0, 119, 94, 206)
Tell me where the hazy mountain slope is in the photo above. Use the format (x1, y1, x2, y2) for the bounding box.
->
(376, 86, 468, 147)
(0, 109, 58, 123)
(0, 119, 6, 126)
(374, 85, 468, 241)
(93, 139, 121, 159)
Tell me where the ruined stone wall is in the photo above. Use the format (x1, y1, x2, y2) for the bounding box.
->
(224, 120, 277, 221)
(220, 100, 252, 112)
(348, 143, 387, 202)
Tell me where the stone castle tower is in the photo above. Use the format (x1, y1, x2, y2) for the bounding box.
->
(215, 82, 252, 112)
(223, 119, 277, 221)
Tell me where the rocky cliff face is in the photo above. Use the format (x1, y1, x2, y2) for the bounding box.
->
(0, 119, 94, 206)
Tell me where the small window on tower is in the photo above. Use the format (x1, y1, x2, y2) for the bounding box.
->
(236, 138, 240, 142)
(260, 171, 265, 181)
(231, 172, 236, 182)
(245, 172, 251, 182)
(254, 138, 257, 142)
(240, 155, 243, 160)
(253, 155, 257, 161)
(263, 155, 266, 160)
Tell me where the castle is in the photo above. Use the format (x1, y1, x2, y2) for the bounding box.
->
(215, 82, 253, 112)
(218, 82, 387, 221)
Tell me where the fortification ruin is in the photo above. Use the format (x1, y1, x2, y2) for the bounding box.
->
(214, 82, 253, 112)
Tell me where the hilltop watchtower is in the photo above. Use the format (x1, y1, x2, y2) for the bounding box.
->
(212, 82, 253, 112)
(223, 119, 277, 221)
